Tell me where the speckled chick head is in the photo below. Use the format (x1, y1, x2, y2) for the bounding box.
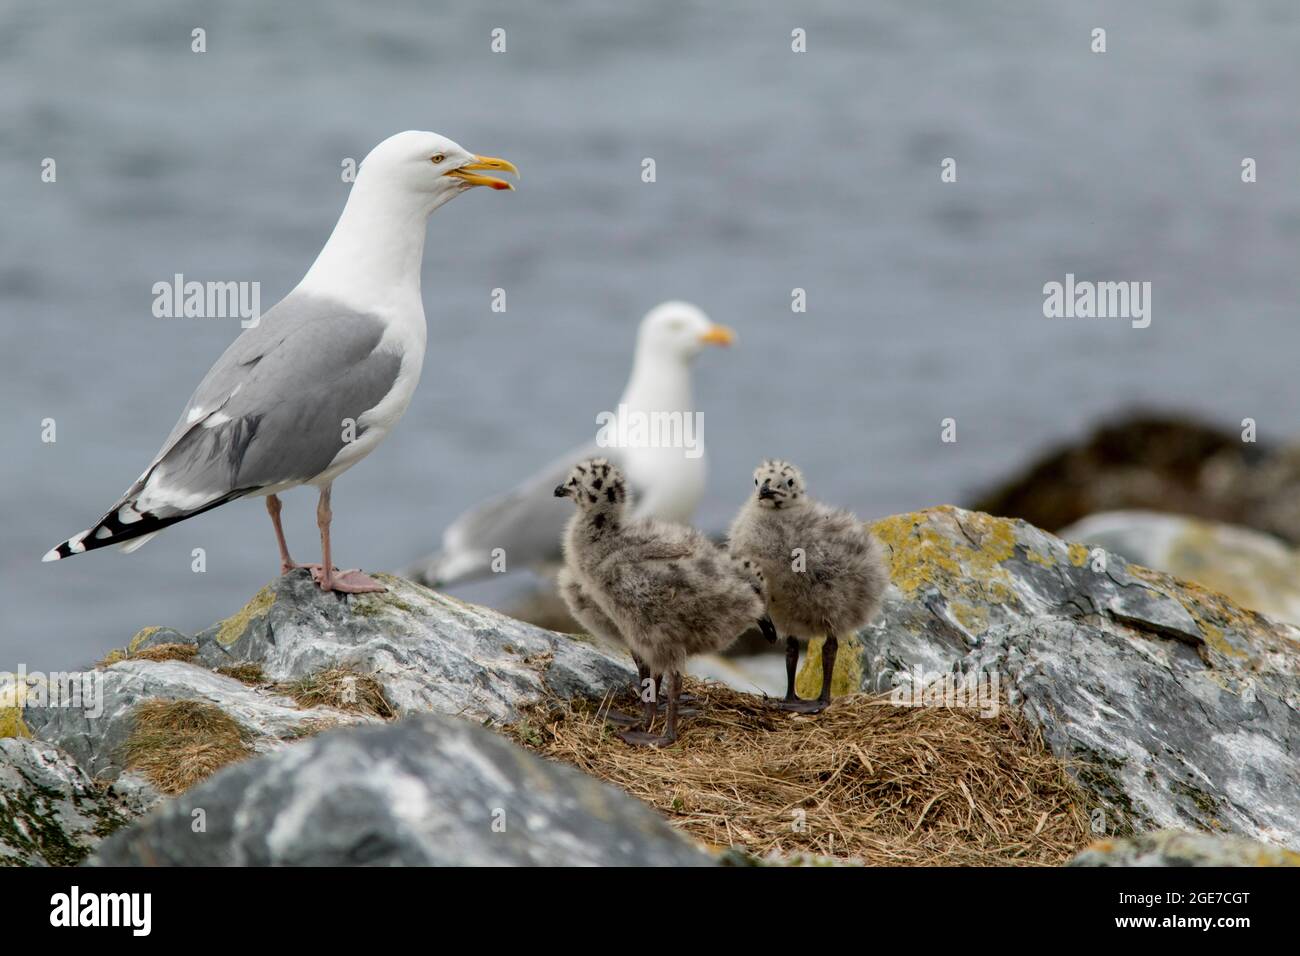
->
(554, 458, 629, 512)
(751, 459, 806, 510)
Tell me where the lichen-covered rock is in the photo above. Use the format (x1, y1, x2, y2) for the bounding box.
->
(0, 737, 147, 866)
(828, 506, 1300, 849)
(192, 570, 634, 724)
(127, 626, 195, 654)
(1060, 510, 1300, 626)
(1069, 830, 1300, 867)
(21, 659, 369, 785)
(91, 713, 711, 867)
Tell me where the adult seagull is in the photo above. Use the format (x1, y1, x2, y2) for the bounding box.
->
(44, 131, 517, 593)
(408, 301, 734, 587)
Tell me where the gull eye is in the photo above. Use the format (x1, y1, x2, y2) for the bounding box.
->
(787, 478, 795, 488)
(754, 478, 759, 486)
(430, 153, 445, 164)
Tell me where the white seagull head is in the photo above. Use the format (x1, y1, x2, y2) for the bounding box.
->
(357, 130, 518, 209)
(636, 301, 735, 363)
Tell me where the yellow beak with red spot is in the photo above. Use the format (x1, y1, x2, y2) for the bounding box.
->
(699, 324, 736, 346)
(444, 155, 519, 191)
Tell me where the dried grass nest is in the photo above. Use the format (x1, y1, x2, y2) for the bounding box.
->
(509, 678, 1091, 866)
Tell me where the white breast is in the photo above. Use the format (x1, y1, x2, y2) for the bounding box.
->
(311, 306, 427, 487)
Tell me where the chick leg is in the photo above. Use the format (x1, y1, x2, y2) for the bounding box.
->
(620, 670, 679, 748)
(618, 693, 661, 745)
(782, 635, 800, 701)
(662, 670, 680, 743)
(603, 655, 651, 727)
(775, 633, 833, 714)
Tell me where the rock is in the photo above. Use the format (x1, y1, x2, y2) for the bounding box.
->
(831, 506, 1300, 848)
(21, 659, 370, 786)
(4, 573, 639, 863)
(689, 653, 788, 697)
(1060, 510, 1300, 626)
(91, 713, 711, 867)
(1069, 830, 1300, 867)
(192, 569, 634, 724)
(0, 737, 147, 866)
(127, 626, 194, 654)
(969, 412, 1300, 542)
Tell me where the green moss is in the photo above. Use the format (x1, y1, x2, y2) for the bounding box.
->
(0, 775, 130, 867)
(1171, 779, 1226, 823)
(1070, 745, 1140, 837)
(348, 577, 420, 617)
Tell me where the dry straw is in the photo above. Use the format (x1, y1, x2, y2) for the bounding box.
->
(120, 698, 253, 795)
(510, 679, 1090, 866)
(277, 666, 397, 720)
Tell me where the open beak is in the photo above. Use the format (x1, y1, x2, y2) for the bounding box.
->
(445, 155, 519, 191)
(699, 324, 736, 347)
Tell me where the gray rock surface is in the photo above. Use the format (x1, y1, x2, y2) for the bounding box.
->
(91, 713, 710, 866)
(0, 737, 146, 866)
(193, 569, 634, 724)
(5, 573, 642, 866)
(837, 507, 1300, 848)
(21, 659, 369, 785)
(1060, 510, 1300, 626)
(1069, 829, 1300, 867)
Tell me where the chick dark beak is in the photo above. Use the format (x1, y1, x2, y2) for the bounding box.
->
(758, 486, 778, 501)
(554, 485, 569, 498)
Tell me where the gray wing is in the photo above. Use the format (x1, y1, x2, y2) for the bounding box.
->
(47, 293, 402, 560)
(407, 442, 643, 586)
(147, 293, 401, 498)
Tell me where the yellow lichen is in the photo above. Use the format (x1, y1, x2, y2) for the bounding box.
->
(869, 507, 1023, 617)
(1025, 549, 1056, 568)
(795, 634, 864, 700)
(97, 648, 128, 667)
(1126, 564, 1258, 662)
(0, 705, 31, 739)
(214, 585, 277, 647)
(127, 626, 165, 654)
(1198, 622, 1248, 660)
(1067, 543, 1090, 568)
(950, 601, 989, 633)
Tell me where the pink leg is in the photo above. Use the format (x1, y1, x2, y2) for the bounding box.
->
(311, 484, 386, 594)
(265, 494, 316, 576)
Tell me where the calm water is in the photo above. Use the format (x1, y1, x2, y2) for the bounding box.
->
(4, 0, 1299, 669)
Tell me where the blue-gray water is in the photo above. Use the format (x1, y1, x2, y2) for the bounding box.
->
(4, 1, 1299, 670)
